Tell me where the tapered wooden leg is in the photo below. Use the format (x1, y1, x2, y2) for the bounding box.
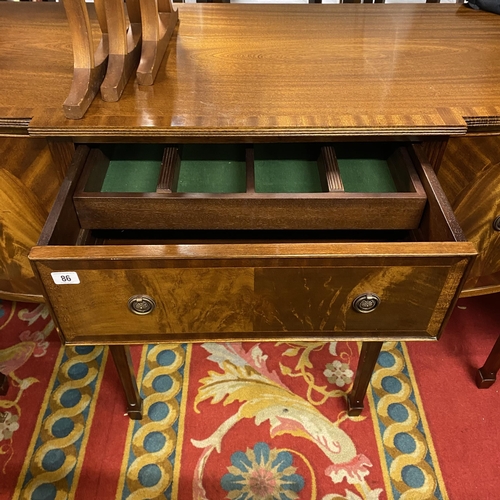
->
(347, 341, 383, 416)
(476, 334, 500, 388)
(109, 345, 143, 419)
(0, 373, 8, 396)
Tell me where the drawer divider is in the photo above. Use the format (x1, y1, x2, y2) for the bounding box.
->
(245, 146, 256, 194)
(319, 146, 344, 192)
(156, 147, 180, 193)
(72, 143, 429, 230)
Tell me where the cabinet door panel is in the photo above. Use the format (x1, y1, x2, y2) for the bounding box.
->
(439, 136, 500, 296)
(0, 137, 66, 302)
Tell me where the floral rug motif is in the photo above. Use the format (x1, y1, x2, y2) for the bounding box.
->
(181, 342, 381, 500)
(111, 341, 445, 499)
(0, 299, 60, 491)
(1, 299, 450, 500)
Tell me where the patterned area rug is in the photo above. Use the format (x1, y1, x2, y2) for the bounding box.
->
(1, 296, 499, 500)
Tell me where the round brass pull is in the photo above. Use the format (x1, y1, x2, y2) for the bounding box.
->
(128, 295, 156, 315)
(493, 216, 500, 232)
(352, 293, 381, 314)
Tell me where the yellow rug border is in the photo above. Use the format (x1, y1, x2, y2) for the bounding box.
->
(171, 343, 193, 500)
(400, 341, 449, 499)
(115, 344, 150, 500)
(366, 342, 394, 500)
(12, 344, 66, 499)
(69, 346, 109, 498)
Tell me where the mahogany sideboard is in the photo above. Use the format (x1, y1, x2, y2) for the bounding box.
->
(1, 2, 500, 417)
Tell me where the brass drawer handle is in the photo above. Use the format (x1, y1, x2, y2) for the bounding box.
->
(128, 295, 156, 315)
(352, 293, 381, 314)
(493, 216, 500, 232)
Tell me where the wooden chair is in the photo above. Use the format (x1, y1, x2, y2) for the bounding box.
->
(137, 0, 179, 86)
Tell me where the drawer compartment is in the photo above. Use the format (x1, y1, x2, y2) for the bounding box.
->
(73, 142, 427, 230)
(30, 145, 475, 345)
(173, 144, 247, 193)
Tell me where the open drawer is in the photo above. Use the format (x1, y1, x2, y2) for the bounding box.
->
(72, 142, 427, 230)
(29, 144, 475, 345)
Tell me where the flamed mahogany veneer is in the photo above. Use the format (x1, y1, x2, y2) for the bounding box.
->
(4, 2, 499, 419)
(29, 142, 476, 418)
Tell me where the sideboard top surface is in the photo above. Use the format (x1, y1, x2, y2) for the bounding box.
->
(1, 2, 500, 138)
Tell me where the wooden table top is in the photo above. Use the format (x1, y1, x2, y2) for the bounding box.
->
(0, 3, 73, 133)
(1, 2, 500, 139)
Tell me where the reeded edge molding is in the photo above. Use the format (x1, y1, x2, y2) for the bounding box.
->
(464, 115, 500, 133)
(0, 118, 31, 136)
(27, 125, 467, 138)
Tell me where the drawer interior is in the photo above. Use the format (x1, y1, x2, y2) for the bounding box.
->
(31, 141, 476, 344)
(73, 142, 427, 231)
(177, 144, 247, 193)
(335, 143, 400, 193)
(254, 143, 323, 193)
(87, 228, 411, 247)
(97, 144, 164, 193)
(83, 142, 413, 194)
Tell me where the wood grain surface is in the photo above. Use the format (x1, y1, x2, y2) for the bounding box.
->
(32, 252, 471, 343)
(0, 3, 493, 138)
(1, 3, 500, 137)
(439, 135, 500, 296)
(0, 137, 65, 301)
(0, 3, 81, 127)
(1, 1, 493, 417)
(29, 131, 476, 344)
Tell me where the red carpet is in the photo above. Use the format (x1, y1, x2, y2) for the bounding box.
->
(407, 293, 500, 499)
(0, 295, 499, 499)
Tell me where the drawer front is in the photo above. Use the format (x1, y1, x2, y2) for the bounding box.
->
(32, 248, 471, 343)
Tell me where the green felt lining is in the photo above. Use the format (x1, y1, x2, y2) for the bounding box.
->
(338, 159, 397, 193)
(177, 144, 246, 193)
(97, 144, 164, 193)
(90, 144, 400, 194)
(254, 144, 323, 193)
